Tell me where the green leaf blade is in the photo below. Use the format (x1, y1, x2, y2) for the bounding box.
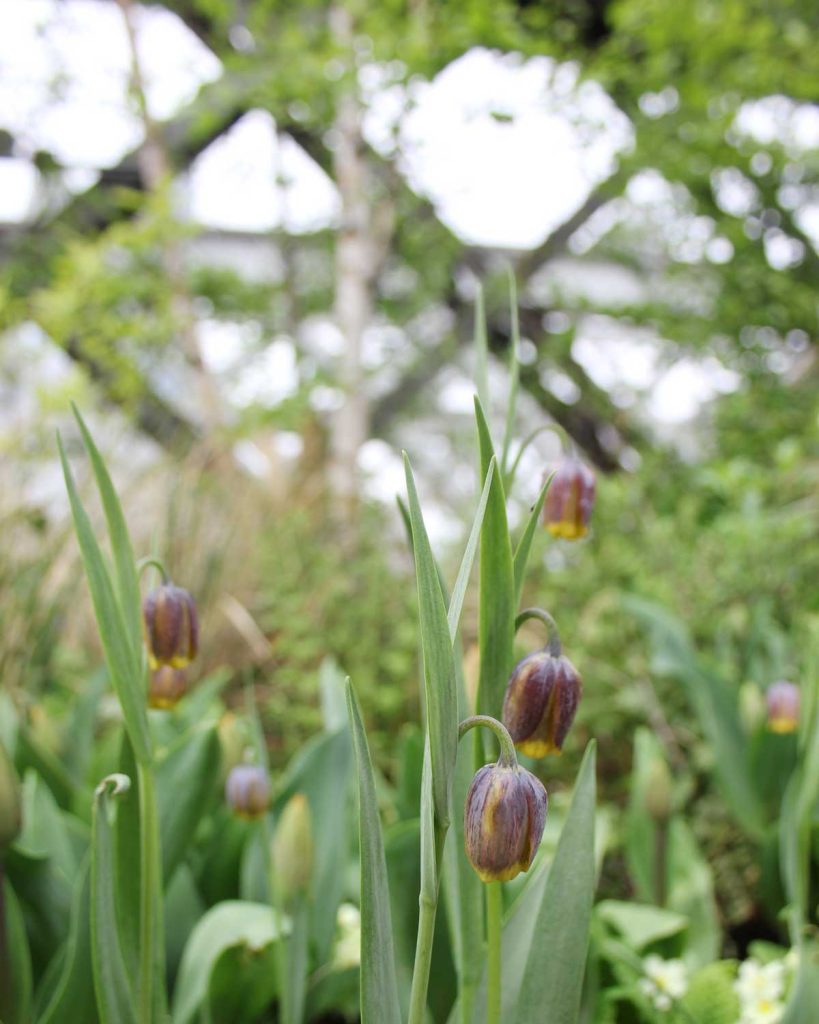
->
(474, 399, 515, 722)
(403, 453, 458, 826)
(346, 681, 402, 1024)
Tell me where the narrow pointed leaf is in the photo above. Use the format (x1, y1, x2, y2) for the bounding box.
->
(346, 681, 402, 1024)
(403, 453, 458, 826)
(512, 475, 550, 604)
(515, 741, 597, 1023)
(448, 458, 495, 644)
(1, 875, 33, 1024)
(58, 437, 150, 765)
(91, 775, 138, 1024)
(72, 406, 143, 664)
(474, 399, 515, 722)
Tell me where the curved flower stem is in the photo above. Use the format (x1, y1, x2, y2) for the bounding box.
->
(505, 423, 572, 493)
(458, 716, 518, 769)
(136, 557, 169, 584)
(515, 607, 562, 657)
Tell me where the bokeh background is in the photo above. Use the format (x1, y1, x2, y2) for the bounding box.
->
(2, 0, 818, 946)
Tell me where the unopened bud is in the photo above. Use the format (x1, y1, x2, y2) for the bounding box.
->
(644, 758, 673, 823)
(464, 762, 547, 882)
(273, 793, 313, 899)
(502, 650, 582, 757)
(766, 681, 799, 734)
(543, 456, 596, 540)
(225, 763, 270, 819)
(148, 665, 188, 710)
(143, 583, 198, 669)
(0, 738, 22, 851)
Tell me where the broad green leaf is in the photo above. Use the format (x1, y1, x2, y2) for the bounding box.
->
(596, 901, 687, 950)
(172, 901, 286, 1024)
(36, 862, 98, 1024)
(474, 398, 515, 723)
(113, 734, 141, 983)
(58, 436, 150, 765)
(72, 406, 142, 664)
(164, 865, 205, 983)
(1, 876, 33, 1024)
(91, 774, 138, 1024)
(514, 740, 596, 1024)
(319, 656, 348, 733)
(667, 819, 720, 966)
(279, 899, 310, 1024)
(448, 457, 495, 643)
(403, 453, 458, 826)
(14, 770, 78, 877)
(157, 725, 221, 879)
(346, 680, 402, 1024)
(512, 476, 550, 605)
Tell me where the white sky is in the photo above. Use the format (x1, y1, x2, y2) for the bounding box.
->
(1, 0, 815, 450)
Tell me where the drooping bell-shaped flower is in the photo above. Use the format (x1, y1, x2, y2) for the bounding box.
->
(502, 649, 582, 757)
(464, 762, 548, 882)
(143, 583, 199, 669)
(543, 456, 596, 540)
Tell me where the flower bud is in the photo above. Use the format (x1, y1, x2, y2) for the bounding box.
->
(273, 793, 313, 900)
(502, 650, 582, 757)
(543, 456, 596, 540)
(225, 763, 270, 819)
(766, 681, 799, 734)
(143, 583, 198, 669)
(464, 762, 547, 882)
(148, 665, 188, 710)
(0, 738, 22, 851)
(644, 758, 673, 823)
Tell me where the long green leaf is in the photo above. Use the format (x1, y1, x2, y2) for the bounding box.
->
(512, 475, 550, 605)
(58, 436, 151, 765)
(474, 399, 515, 723)
(403, 453, 458, 827)
(72, 406, 143, 664)
(1, 874, 32, 1024)
(448, 458, 495, 644)
(91, 775, 138, 1024)
(515, 741, 596, 1023)
(346, 681, 402, 1024)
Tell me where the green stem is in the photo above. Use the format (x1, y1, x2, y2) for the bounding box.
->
(506, 422, 571, 493)
(261, 813, 290, 1022)
(408, 824, 447, 1024)
(486, 882, 502, 1024)
(459, 715, 518, 769)
(136, 761, 163, 1024)
(500, 269, 520, 477)
(515, 608, 562, 657)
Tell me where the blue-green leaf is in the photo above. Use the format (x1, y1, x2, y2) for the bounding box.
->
(58, 436, 150, 765)
(500, 272, 520, 476)
(512, 475, 550, 605)
(403, 453, 458, 827)
(474, 399, 515, 722)
(72, 406, 142, 665)
(346, 680, 402, 1024)
(1, 875, 33, 1024)
(448, 458, 495, 644)
(473, 284, 490, 416)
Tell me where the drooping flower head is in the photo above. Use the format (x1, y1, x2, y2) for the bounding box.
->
(225, 763, 271, 819)
(765, 681, 799, 734)
(543, 455, 596, 540)
(502, 649, 582, 757)
(464, 762, 547, 882)
(143, 583, 199, 669)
